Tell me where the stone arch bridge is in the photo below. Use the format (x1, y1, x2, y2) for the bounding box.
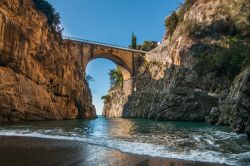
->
(63, 37, 147, 95)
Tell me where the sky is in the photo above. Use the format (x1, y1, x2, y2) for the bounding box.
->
(47, 0, 183, 115)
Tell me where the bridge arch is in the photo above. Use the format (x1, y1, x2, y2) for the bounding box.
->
(64, 37, 147, 95)
(86, 53, 132, 81)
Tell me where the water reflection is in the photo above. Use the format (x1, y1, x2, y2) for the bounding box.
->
(80, 117, 136, 139)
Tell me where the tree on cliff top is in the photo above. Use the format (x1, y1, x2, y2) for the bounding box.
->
(137, 41, 158, 51)
(129, 33, 137, 49)
(128, 33, 157, 51)
(109, 68, 123, 88)
(33, 0, 63, 36)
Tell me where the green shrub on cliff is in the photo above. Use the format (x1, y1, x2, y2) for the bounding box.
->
(213, 37, 250, 77)
(33, 0, 63, 35)
(109, 68, 123, 88)
(165, 12, 179, 39)
(164, 0, 197, 39)
(194, 37, 250, 79)
(128, 33, 157, 51)
(137, 41, 158, 51)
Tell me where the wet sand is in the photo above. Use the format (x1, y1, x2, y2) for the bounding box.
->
(0, 136, 227, 166)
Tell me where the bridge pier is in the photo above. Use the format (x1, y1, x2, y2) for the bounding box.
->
(123, 79, 134, 96)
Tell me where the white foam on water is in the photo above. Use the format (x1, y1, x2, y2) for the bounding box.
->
(0, 129, 247, 166)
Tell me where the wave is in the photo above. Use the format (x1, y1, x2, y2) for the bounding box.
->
(0, 129, 247, 166)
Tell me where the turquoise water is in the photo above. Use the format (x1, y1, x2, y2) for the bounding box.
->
(0, 116, 249, 165)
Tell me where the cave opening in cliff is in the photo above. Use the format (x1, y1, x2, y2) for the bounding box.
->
(86, 58, 117, 116)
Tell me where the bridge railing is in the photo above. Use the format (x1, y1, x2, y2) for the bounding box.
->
(63, 36, 147, 54)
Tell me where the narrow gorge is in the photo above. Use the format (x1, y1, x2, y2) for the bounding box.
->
(0, 0, 250, 165)
(0, 0, 249, 140)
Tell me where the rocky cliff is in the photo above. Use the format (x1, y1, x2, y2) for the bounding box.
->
(103, 0, 250, 139)
(0, 0, 96, 121)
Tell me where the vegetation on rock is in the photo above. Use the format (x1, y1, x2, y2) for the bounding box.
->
(137, 41, 158, 52)
(165, 0, 250, 39)
(233, 0, 250, 36)
(178, 0, 196, 21)
(101, 95, 111, 102)
(109, 68, 123, 88)
(33, 0, 63, 35)
(129, 33, 157, 51)
(101, 68, 123, 104)
(194, 37, 250, 79)
(165, 0, 197, 39)
(85, 74, 95, 84)
(165, 12, 179, 39)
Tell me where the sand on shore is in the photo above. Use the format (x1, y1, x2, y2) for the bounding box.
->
(0, 136, 227, 166)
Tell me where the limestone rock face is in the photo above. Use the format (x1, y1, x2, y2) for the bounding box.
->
(218, 68, 250, 138)
(147, 0, 248, 67)
(204, 68, 250, 139)
(122, 65, 218, 121)
(102, 88, 127, 118)
(103, 65, 219, 121)
(103, 0, 250, 138)
(205, 107, 220, 125)
(0, 0, 96, 121)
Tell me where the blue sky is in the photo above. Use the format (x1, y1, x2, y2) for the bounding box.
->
(48, 0, 183, 115)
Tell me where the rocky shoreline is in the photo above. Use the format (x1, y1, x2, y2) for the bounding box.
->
(104, 64, 250, 140)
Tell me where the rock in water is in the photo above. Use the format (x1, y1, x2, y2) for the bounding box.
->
(205, 107, 220, 125)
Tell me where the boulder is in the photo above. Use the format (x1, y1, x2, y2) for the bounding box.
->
(205, 107, 220, 125)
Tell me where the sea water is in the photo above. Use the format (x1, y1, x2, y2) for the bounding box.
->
(0, 116, 249, 166)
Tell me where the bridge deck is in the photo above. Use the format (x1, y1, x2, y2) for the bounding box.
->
(63, 36, 147, 54)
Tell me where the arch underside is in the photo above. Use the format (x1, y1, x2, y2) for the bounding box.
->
(87, 54, 132, 81)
